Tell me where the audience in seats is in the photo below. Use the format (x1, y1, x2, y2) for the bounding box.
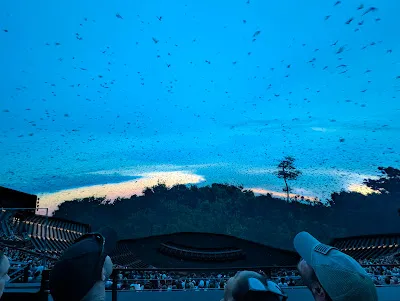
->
(110, 254, 400, 291)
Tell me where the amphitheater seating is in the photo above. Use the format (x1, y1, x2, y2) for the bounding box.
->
(11, 214, 88, 254)
(331, 234, 400, 260)
(0, 210, 15, 238)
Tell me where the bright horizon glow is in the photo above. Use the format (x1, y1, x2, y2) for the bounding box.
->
(38, 171, 206, 214)
(347, 183, 380, 195)
(249, 187, 318, 202)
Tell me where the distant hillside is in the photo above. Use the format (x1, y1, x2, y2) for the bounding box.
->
(53, 167, 400, 250)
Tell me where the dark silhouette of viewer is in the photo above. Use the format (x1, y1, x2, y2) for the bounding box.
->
(49, 227, 117, 301)
(221, 270, 288, 301)
(294, 231, 378, 301)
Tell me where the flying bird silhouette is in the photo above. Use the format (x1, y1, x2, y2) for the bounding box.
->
(357, 4, 364, 10)
(345, 17, 354, 24)
(116, 13, 123, 19)
(336, 46, 345, 54)
(362, 7, 378, 15)
(334, 1, 341, 6)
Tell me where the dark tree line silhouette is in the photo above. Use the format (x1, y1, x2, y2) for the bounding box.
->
(53, 166, 400, 250)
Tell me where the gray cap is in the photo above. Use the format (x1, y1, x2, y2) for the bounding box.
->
(294, 231, 378, 301)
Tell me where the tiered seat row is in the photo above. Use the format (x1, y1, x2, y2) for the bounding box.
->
(331, 235, 400, 260)
(0, 210, 15, 238)
(12, 215, 88, 254)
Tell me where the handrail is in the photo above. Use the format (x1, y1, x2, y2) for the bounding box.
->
(110, 264, 400, 276)
(8, 265, 27, 282)
(110, 265, 299, 272)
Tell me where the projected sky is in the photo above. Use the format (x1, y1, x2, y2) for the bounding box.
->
(1, 0, 399, 214)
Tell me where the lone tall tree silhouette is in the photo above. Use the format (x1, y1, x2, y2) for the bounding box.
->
(275, 156, 302, 202)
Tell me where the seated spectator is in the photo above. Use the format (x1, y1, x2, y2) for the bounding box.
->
(49, 228, 117, 301)
(294, 231, 378, 301)
(277, 278, 288, 287)
(131, 281, 142, 291)
(288, 279, 295, 287)
(199, 279, 205, 288)
(105, 280, 113, 289)
(221, 271, 287, 301)
(0, 251, 11, 299)
(121, 280, 130, 290)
